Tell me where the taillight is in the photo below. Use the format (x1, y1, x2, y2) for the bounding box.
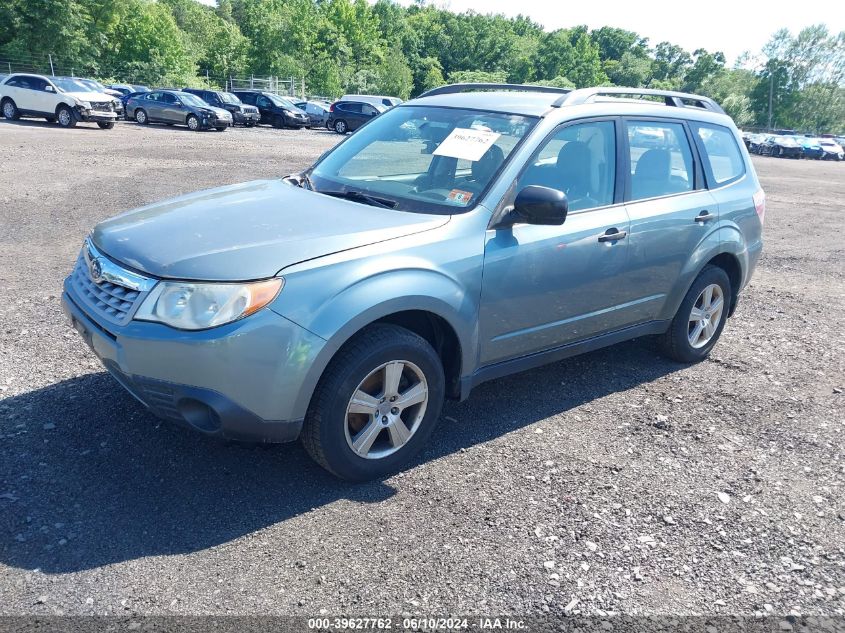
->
(329, 103, 336, 112)
(753, 189, 766, 225)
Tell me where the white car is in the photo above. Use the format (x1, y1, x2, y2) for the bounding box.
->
(0, 73, 118, 129)
(819, 139, 844, 161)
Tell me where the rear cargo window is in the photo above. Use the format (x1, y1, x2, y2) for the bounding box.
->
(695, 123, 745, 186)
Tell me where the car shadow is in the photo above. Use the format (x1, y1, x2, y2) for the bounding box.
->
(0, 338, 679, 573)
(0, 118, 113, 131)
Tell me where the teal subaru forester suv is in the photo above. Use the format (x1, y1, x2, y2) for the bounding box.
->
(63, 84, 764, 480)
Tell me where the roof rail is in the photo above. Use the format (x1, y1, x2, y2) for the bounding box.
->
(419, 83, 573, 98)
(553, 87, 725, 114)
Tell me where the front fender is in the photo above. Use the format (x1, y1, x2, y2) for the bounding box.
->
(271, 261, 482, 420)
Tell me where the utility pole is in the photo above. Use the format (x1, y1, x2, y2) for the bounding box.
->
(48, 54, 55, 75)
(767, 72, 774, 131)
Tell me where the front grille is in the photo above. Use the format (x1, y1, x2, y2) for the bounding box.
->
(244, 106, 258, 113)
(69, 255, 141, 325)
(91, 102, 113, 112)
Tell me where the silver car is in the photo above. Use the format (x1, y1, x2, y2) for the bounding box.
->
(63, 84, 764, 480)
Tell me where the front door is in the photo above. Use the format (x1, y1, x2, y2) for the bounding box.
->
(479, 119, 638, 366)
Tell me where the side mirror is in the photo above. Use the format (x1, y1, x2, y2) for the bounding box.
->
(45, 85, 54, 92)
(512, 185, 568, 226)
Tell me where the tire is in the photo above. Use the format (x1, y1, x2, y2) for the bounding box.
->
(272, 115, 284, 129)
(214, 126, 227, 132)
(56, 105, 76, 128)
(97, 121, 115, 130)
(334, 119, 348, 134)
(187, 114, 200, 131)
(302, 324, 445, 481)
(135, 109, 148, 125)
(657, 265, 732, 363)
(1, 98, 20, 120)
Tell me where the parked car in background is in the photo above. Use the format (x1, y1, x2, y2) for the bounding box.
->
(126, 89, 232, 131)
(232, 90, 309, 128)
(131, 84, 151, 93)
(62, 84, 764, 480)
(798, 136, 823, 159)
(341, 94, 402, 108)
(327, 100, 384, 134)
(107, 84, 134, 97)
(77, 78, 122, 99)
(0, 73, 117, 128)
(182, 88, 260, 127)
(818, 138, 844, 161)
(759, 135, 801, 158)
(294, 100, 331, 127)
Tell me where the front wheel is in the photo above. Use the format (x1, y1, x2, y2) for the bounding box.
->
(187, 114, 200, 131)
(57, 105, 76, 128)
(302, 324, 445, 481)
(97, 121, 115, 130)
(657, 265, 731, 363)
(333, 119, 348, 134)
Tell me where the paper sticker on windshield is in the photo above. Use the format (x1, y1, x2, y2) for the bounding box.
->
(434, 128, 501, 162)
(447, 189, 473, 204)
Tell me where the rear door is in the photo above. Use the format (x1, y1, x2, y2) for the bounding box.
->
(621, 118, 719, 320)
(10, 75, 37, 111)
(255, 95, 275, 123)
(143, 92, 163, 121)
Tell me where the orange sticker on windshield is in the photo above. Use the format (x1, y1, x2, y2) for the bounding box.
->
(447, 189, 473, 204)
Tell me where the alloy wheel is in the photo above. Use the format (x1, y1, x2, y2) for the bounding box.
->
(3, 102, 14, 118)
(58, 108, 71, 126)
(344, 360, 428, 460)
(688, 283, 725, 349)
(187, 115, 199, 131)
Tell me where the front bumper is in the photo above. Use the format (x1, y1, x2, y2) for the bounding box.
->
(77, 109, 118, 123)
(233, 111, 260, 124)
(62, 285, 326, 443)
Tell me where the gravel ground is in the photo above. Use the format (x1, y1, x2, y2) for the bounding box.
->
(0, 119, 843, 619)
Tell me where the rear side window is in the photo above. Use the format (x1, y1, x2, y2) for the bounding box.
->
(695, 123, 745, 186)
(340, 102, 363, 114)
(626, 121, 694, 201)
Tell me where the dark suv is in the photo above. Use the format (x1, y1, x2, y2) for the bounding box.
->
(182, 88, 260, 126)
(327, 101, 384, 134)
(232, 90, 309, 129)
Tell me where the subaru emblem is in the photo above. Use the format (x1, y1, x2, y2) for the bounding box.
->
(88, 256, 103, 283)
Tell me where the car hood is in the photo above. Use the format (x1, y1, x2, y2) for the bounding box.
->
(63, 91, 113, 104)
(92, 179, 450, 281)
(199, 105, 231, 118)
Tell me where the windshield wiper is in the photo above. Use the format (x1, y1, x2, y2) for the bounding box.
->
(320, 189, 397, 209)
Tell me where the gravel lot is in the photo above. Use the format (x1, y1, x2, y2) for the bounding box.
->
(0, 119, 843, 619)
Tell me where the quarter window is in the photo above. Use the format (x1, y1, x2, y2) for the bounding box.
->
(695, 123, 745, 185)
(627, 121, 694, 201)
(517, 120, 617, 211)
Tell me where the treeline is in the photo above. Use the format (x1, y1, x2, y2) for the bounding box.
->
(1, 0, 843, 131)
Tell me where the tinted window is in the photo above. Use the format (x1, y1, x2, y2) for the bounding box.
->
(362, 104, 378, 116)
(161, 92, 177, 104)
(518, 120, 617, 212)
(340, 102, 363, 114)
(695, 123, 745, 185)
(257, 96, 273, 108)
(30, 78, 49, 91)
(237, 93, 255, 105)
(627, 121, 694, 201)
(13, 76, 33, 89)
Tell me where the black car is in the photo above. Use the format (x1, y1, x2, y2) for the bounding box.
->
(326, 101, 384, 134)
(232, 90, 309, 128)
(758, 135, 802, 158)
(125, 89, 233, 131)
(182, 88, 260, 127)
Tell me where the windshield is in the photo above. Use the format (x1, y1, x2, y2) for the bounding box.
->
(221, 92, 240, 104)
(179, 93, 209, 108)
(82, 79, 106, 91)
(309, 105, 536, 214)
(53, 77, 93, 93)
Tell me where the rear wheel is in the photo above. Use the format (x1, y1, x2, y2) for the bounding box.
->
(97, 121, 115, 130)
(657, 265, 731, 363)
(135, 109, 148, 125)
(187, 114, 200, 131)
(57, 105, 76, 128)
(302, 324, 445, 481)
(334, 119, 348, 134)
(1, 98, 20, 120)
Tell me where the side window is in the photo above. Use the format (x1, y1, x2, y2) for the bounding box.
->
(146, 92, 159, 102)
(16, 77, 33, 90)
(517, 120, 617, 212)
(627, 121, 694, 201)
(257, 96, 272, 108)
(161, 92, 177, 104)
(241, 93, 255, 105)
(695, 123, 745, 186)
(362, 104, 378, 116)
(345, 103, 363, 114)
(30, 78, 48, 91)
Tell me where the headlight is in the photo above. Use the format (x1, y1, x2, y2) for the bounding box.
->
(134, 278, 283, 330)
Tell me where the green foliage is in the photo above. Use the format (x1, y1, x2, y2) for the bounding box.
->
(0, 1, 841, 131)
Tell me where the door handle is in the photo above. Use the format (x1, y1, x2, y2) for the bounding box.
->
(695, 210, 716, 223)
(598, 228, 627, 242)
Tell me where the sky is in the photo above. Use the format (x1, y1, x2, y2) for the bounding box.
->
(197, 0, 845, 66)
